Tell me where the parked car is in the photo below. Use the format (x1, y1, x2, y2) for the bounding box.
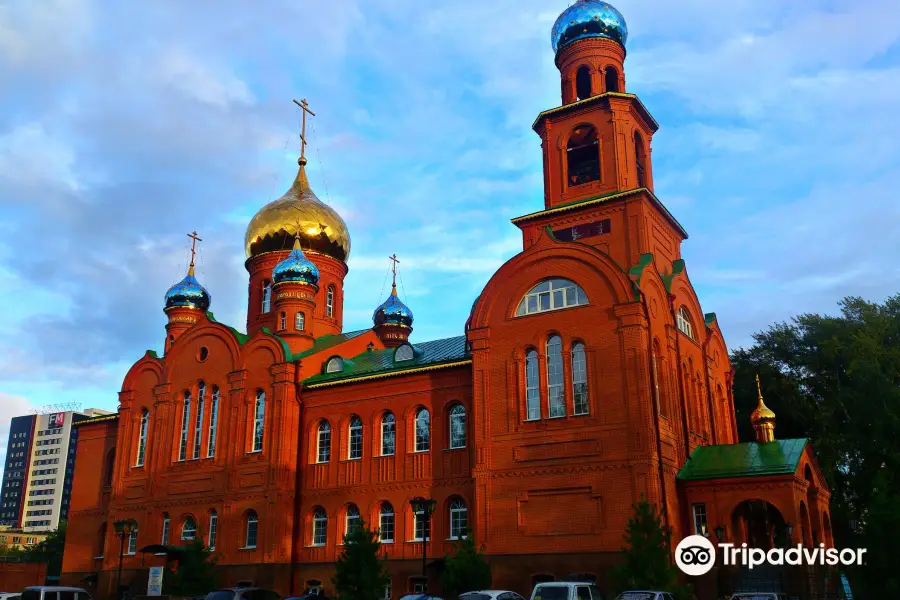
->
(460, 592, 527, 600)
(0, 593, 21, 600)
(21, 588, 91, 600)
(398, 595, 444, 600)
(204, 588, 282, 600)
(530, 582, 602, 600)
(614, 593, 674, 600)
(729, 595, 791, 600)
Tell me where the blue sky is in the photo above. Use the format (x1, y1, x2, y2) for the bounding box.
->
(2, 0, 900, 471)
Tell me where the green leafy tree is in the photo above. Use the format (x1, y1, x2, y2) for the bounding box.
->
(162, 539, 218, 596)
(332, 519, 389, 600)
(441, 530, 492, 597)
(730, 294, 900, 598)
(611, 499, 689, 598)
(24, 520, 66, 575)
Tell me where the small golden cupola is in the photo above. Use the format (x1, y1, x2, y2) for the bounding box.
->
(750, 374, 777, 443)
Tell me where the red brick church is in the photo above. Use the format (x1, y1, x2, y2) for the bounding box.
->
(61, 2, 834, 598)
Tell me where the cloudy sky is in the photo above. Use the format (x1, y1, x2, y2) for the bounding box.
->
(2, 0, 900, 469)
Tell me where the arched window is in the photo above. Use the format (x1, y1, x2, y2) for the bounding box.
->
(449, 499, 468, 540)
(449, 405, 466, 449)
(546, 336, 565, 418)
(207, 386, 219, 458)
(605, 66, 620, 93)
(127, 528, 139, 555)
(326, 357, 343, 373)
(635, 131, 647, 188)
(525, 350, 540, 421)
(261, 279, 272, 313)
(296, 312, 305, 331)
(178, 391, 191, 461)
(326, 286, 335, 318)
(345, 504, 360, 537)
(96, 522, 107, 558)
(168, 335, 175, 349)
(571, 343, 589, 415)
(245, 511, 258, 549)
(193, 382, 205, 460)
(381, 413, 396, 456)
(415, 408, 430, 452)
(575, 65, 592, 101)
(677, 307, 694, 340)
(348, 416, 363, 460)
(312, 508, 327, 546)
(279, 312, 286, 331)
(379, 502, 395, 543)
(135, 409, 149, 467)
(252, 390, 265, 452)
(160, 513, 170, 545)
(208, 510, 218, 551)
(181, 517, 197, 541)
(516, 279, 588, 316)
(317, 421, 331, 463)
(395, 344, 414, 362)
(566, 125, 600, 186)
(653, 341, 666, 417)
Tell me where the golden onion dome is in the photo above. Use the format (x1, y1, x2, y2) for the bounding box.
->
(244, 158, 351, 261)
(750, 374, 776, 424)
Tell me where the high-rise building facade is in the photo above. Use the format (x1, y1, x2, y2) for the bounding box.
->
(1, 415, 36, 526)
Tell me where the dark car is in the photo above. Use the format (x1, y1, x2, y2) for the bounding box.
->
(205, 588, 282, 600)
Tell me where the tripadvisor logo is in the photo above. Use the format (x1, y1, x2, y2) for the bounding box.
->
(675, 534, 867, 576)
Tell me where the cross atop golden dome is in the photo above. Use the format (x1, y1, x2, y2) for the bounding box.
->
(750, 374, 777, 443)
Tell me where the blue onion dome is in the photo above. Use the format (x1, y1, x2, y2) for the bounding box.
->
(272, 236, 320, 286)
(373, 285, 414, 328)
(551, 0, 628, 55)
(164, 265, 211, 312)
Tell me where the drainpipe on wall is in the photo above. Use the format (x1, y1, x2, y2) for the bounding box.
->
(668, 294, 692, 462)
(638, 290, 669, 530)
(701, 331, 718, 446)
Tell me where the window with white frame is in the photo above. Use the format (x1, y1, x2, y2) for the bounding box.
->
(296, 312, 305, 331)
(348, 416, 363, 460)
(312, 508, 327, 546)
(326, 357, 343, 373)
(692, 503, 708, 537)
(208, 510, 218, 551)
(193, 382, 205, 459)
(161, 514, 170, 545)
(178, 391, 191, 461)
(245, 512, 258, 548)
(252, 390, 265, 452)
(181, 518, 197, 541)
(381, 413, 395, 456)
(571, 342, 589, 415)
(326, 286, 335, 318)
(395, 344, 414, 362)
(261, 280, 272, 313)
(413, 505, 430, 541)
(317, 421, 331, 463)
(415, 408, 430, 452)
(525, 350, 540, 420)
(449, 405, 466, 449)
(379, 502, 394, 543)
(449, 498, 468, 540)
(345, 504, 360, 538)
(135, 408, 149, 467)
(127, 528, 138, 555)
(516, 279, 588, 316)
(546, 336, 565, 418)
(677, 306, 695, 340)
(207, 386, 219, 458)
(279, 312, 286, 331)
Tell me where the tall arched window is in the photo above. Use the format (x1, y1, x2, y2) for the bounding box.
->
(312, 508, 327, 546)
(135, 409, 149, 467)
(653, 341, 666, 417)
(261, 280, 272, 313)
(605, 66, 620, 93)
(412, 503, 429, 542)
(345, 504, 360, 537)
(245, 511, 258, 549)
(415, 408, 430, 452)
(677, 307, 695, 340)
(207, 386, 219, 458)
(449, 405, 466, 449)
(379, 502, 394, 543)
(208, 510, 218, 551)
(160, 513, 170, 545)
(449, 499, 468, 540)
(516, 279, 588, 316)
(181, 517, 197, 541)
(575, 65, 592, 101)
(525, 350, 540, 421)
(252, 390, 265, 452)
(571, 343, 589, 416)
(178, 391, 191, 461)
(279, 311, 286, 331)
(296, 312, 305, 331)
(127, 528, 138, 555)
(326, 286, 335, 318)
(96, 522, 107, 558)
(348, 416, 363, 460)
(635, 131, 647, 188)
(567, 125, 600, 186)
(105, 450, 116, 486)
(317, 421, 331, 463)
(546, 336, 565, 418)
(381, 412, 396, 456)
(168, 335, 175, 350)
(193, 382, 205, 459)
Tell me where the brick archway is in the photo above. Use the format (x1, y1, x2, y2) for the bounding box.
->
(730, 499, 789, 550)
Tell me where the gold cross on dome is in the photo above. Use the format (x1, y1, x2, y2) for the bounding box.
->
(186, 231, 202, 267)
(388, 253, 400, 288)
(292, 98, 316, 160)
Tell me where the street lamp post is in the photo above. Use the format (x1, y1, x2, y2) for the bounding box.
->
(410, 497, 436, 593)
(113, 519, 137, 600)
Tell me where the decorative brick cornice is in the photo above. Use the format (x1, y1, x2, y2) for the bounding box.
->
(304, 478, 474, 498)
(483, 462, 630, 480)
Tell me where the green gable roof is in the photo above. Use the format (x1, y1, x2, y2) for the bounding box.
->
(292, 329, 370, 360)
(677, 439, 808, 481)
(303, 335, 469, 388)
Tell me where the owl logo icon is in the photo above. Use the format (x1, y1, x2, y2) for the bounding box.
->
(675, 535, 716, 576)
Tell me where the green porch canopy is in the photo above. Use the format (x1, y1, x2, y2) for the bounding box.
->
(677, 438, 808, 481)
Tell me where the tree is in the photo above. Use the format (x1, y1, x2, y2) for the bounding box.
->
(332, 519, 390, 600)
(162, 539, 218, 596)
(730, 294, 900, 598)
(441, 531, 492, 597)
(24, 520, 66, 575)
(611, 498, 687, 598)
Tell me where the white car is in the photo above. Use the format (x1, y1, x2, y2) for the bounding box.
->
(0, 594, 22, 600)
(460, 592, 527, 600)
(530, 582, 602, 600)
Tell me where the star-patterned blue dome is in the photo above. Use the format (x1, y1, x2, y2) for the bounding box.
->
(272, 238, 320, 286)
(373, 286, 413, 328)
(551, 0, 628, 55)
(164, 269, 211, 312)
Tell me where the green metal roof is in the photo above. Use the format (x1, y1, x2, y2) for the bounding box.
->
(677, 438, 808, 481)
(292, 329, 370, 359)
(302, 335, 469, 387)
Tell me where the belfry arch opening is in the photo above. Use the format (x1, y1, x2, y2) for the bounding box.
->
(566, 125, 601, 187)
(635, 131, 647, 188)
(575, 65, 592, 101)
(605, 66, 620, 93)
